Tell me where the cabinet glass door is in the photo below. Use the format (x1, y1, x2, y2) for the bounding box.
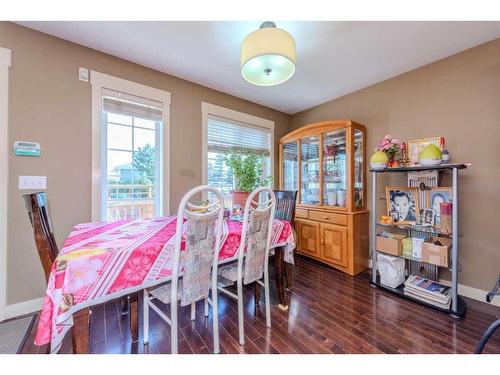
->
(300, 136, 320, 205)
(323, 129, 347, 207)
(282, 141, 298, 191)
(354, 129, 363, 207)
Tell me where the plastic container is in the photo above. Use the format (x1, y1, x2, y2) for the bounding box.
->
(377, 253, 405, 288)
(402, 237, 413, 258)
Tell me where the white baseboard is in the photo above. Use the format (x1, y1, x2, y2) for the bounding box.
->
(4, 297, 44, 320)
(439, 279, 500, 307)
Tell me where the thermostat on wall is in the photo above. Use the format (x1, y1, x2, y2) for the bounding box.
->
(14, 141, 41, 157)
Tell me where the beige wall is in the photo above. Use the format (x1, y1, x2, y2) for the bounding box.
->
(291, 38, 500, 291)
(0, 22, 291, 305)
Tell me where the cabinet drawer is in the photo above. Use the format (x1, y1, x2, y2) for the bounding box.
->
(309, 211, 347, 225)
(295, 208, 308, 219)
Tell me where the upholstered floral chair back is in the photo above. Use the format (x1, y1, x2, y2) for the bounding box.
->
(240, 188, 276, 285)
(170, 186, 225, 307)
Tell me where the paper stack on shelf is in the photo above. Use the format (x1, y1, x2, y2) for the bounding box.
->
(403, 275, 451, 309)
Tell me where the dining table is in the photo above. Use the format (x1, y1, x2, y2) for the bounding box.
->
(34, 216, 295, 354)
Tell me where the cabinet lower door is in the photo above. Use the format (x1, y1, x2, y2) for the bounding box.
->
(297, 219, 320, 258)
(320, 223, 348, 268)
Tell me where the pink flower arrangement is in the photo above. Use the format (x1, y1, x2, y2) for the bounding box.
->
(376, 134, 403, 160)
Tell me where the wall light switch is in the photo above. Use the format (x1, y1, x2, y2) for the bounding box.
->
(79, 67, 89, 82)
(19, 176, 47, 190)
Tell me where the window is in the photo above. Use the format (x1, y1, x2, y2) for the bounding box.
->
(202, 103, 275, 207)
(91, 72, 170, 221)
(102, 89, 162, 220)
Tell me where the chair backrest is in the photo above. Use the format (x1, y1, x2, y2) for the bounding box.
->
(238, 187, 276, 285)
(23, 192, 59, 282)
(273, 190, 297, 224)
(170, 186, 225, 307)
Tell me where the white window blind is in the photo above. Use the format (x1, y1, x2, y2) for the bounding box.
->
(102, 88, 163, 121)
(207, 115, 271, 155)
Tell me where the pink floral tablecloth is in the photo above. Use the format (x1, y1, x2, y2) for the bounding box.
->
(35, 216, 295, 353)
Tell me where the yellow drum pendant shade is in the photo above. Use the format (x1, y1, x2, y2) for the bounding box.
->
(240, 22, 296, 86)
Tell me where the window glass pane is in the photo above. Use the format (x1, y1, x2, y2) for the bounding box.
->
(283, 141, 298, 191)
(107, 112, 132, 125)
(134, 117, 156, 129)
(107, 123, 132, 150)
(107, 150, 133, 183)
(354, 129, 363, 207)
(300, 136, 320, 205)
(323, 129, 347, 207)
(134, 127, 156, 151)
(103, 91, 162, 221)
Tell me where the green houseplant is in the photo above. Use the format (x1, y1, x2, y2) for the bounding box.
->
(224, 149, 272, 206)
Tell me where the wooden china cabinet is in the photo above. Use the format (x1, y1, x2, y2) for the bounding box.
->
(279, 120, 369, 275)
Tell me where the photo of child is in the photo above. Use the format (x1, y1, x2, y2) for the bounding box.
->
(427, 188, 452, 227)
(386, 187, 419, 223)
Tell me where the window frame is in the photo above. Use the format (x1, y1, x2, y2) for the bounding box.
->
(201, 102, 275, 198)
(91, 71, 171, 221)
(0, 46, 11, 321)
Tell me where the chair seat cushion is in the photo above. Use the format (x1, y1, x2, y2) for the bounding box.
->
(149, 280, 183, 304)
(218, 263, 239, 282)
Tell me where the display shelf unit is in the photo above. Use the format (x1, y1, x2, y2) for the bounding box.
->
(369, 163, 468, 318)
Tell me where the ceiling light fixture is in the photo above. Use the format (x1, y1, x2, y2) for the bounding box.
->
(240, 22, 296, 86)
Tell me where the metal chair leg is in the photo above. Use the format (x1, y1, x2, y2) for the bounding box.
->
(143, 289, 149, 344)
(237, 278, 245, 345)
(190, 302, 196, 321)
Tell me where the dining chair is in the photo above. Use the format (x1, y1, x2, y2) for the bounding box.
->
(217, 187, 276, 345)
(24, 192, 92, 353)
(142, 185, 225, 354)
(273, 190, 298, 290)
(23, 192, 59, 282)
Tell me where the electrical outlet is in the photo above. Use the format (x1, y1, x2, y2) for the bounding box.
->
(19, 176, 47, 190)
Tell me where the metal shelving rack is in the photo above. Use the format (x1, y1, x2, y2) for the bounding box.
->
(369, 163, 468, 318)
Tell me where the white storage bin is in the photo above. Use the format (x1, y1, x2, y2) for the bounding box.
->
(377, 253, 405, 288)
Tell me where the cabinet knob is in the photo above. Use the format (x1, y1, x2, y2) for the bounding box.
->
(323, 216, 329, 220)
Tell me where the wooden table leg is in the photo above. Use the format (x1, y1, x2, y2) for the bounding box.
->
(72, 308, 90, 354)
(275, 247, 288, 311)
(254, 282, 261, 306)
(129, 293, 139, 343)
(285, 262, 293, 291)
(121, 296, 129, 316)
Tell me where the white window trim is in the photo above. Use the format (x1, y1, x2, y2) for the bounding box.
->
(201, 102, 275, 191)
(0, 47, 11, 321)
(91, 71, 171, 221)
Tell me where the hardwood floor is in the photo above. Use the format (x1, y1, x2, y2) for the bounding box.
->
(21, 256, 500, 354)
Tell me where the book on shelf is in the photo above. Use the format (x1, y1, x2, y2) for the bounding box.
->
(403, 275, 451, 308)
(404, 288, 452, 309)
(404, 275, 451, 296)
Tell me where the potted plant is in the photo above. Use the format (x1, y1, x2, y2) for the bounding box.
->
(224, 149, 272, 207)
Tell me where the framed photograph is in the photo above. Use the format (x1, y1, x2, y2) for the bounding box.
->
(385, 187, 420, 224)
(407, 137, 443, 166)
(427, 187, 452, 228)
(415, 208, 435, 226)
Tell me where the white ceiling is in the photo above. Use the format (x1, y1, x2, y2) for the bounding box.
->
(16, 21, 500, 114)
